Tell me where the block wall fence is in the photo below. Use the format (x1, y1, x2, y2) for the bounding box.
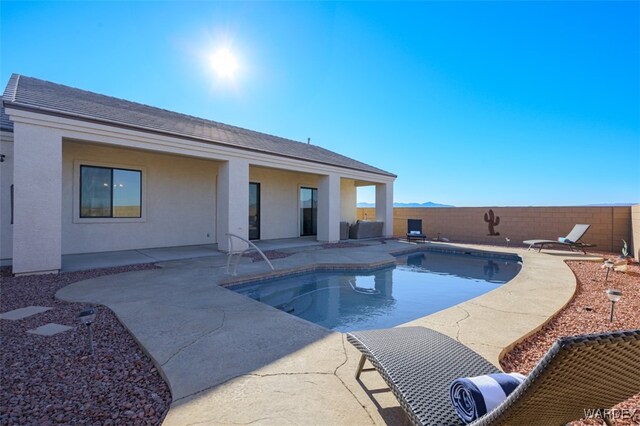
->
(632, 204, 640, 261)
(357, 205, 639, 256)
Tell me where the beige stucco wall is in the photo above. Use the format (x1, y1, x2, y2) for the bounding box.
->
(632, 204, 640, 261)
(13, 123, 63, 273)
(358, 206, 632, 252)
(249, 166, 320, 240)
(4, 141, 362, 259)
(62, 141, 219, 254)
(247, 168, 358, 241)
(340, 179, 357, 223)
(0, 132, 13, 261)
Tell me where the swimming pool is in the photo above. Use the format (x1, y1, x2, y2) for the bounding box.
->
(232, 251, 522, 332)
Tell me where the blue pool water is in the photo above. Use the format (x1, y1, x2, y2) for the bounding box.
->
(232, 251, 522, 332)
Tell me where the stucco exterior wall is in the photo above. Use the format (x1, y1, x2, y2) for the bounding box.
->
(13, 123, 63, 273)
(0, 132, 13, 261)
(62, 141, 219, 254)
(358, 206, 632, 252)
(5, 141, 362, 260)
(340, 179, 357, 223)
(632, 204, 640, 261)
(249, 166, 319, 240)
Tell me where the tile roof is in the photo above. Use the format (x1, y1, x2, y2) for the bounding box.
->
(2, 74, 395, 177)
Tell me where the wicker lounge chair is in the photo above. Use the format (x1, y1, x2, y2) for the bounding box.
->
(406, 219, 427, 243)
(346, 326, 640, 426)
(523, 223, 594, 254)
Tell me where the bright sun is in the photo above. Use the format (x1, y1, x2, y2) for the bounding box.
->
(210, 48, 239, 79)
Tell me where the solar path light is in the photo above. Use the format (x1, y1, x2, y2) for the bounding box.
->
(78, 306, 97, 354)
(603, 260, 614, 283)
(606, 290, 622, 323)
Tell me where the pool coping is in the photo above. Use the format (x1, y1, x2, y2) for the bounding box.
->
(220, 243, 522, 288)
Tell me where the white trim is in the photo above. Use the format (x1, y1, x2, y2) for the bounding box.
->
(72, 159, 147, 224)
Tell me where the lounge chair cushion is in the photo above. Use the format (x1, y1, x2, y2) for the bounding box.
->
(349, 221, 384, 239)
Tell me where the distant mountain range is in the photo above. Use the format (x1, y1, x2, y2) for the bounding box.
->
(357, 201, 453, 208)
(585, 203, 635, 207)
(357, 202, 636, 208)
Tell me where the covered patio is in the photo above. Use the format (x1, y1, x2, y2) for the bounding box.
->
(1, 75, 396, 275)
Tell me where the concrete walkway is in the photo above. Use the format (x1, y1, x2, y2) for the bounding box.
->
(56, 240, 600, 425)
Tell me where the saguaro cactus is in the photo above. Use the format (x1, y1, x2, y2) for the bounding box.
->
(484, 209, 500, 236)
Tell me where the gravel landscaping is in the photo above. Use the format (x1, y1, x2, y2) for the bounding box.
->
(0, 265, 171, 425)
(243, 249, 291, 262)
(501, 256, 640, 425)
(321, 242, 367, 249)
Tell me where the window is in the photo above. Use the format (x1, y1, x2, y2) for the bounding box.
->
(80, 165, 142, 218)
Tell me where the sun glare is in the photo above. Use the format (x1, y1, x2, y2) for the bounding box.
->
(210, 48, 239, 79)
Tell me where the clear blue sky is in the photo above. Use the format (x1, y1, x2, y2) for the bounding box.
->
(2, 1, 638, 206)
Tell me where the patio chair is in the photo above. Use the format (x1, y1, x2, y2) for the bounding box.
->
(523, 223, 594, 254)
(406, 219, 427, 243)
(346, 326, 640, 426)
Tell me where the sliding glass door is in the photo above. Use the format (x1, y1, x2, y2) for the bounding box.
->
(300, 187, 317, 236)
(249, 182, 260, 240)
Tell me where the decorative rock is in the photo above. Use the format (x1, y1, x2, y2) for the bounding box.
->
(613, 264, 628, 273)
(502, 258, 640, 420)
(0, 264, 170, 425)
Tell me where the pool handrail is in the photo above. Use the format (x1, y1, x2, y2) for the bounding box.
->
(225, 233, 275, 275)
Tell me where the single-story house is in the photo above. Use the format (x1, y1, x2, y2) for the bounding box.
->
(0, 74, 395, 275)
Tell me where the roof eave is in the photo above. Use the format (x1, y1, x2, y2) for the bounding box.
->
(3, 101, 397, 178)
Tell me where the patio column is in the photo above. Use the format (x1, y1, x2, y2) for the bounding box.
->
(12, 122, 63, 274)
(317, 173, 340, 242)
(375, 182, 394, 237)
(217, 158, 249, 252)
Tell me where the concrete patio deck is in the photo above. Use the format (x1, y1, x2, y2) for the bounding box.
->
(59, 237, 324, 272)
(55, 240, 600, 425)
